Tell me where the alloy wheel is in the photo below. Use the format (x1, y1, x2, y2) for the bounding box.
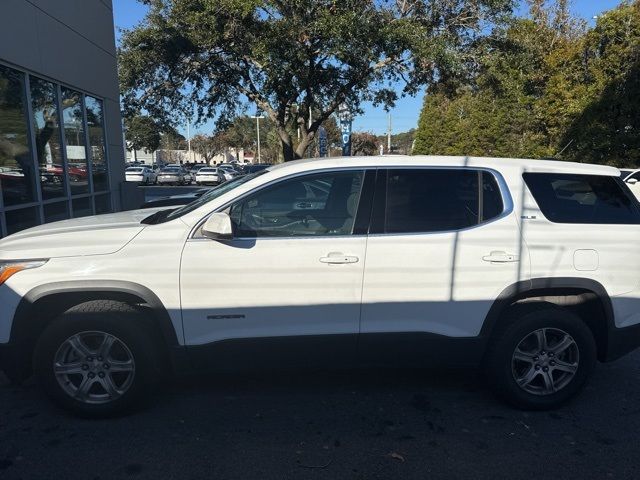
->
(511, 327, 579, 396)
(53, 331, 136, 404)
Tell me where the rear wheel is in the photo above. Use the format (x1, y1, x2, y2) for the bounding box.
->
(485, 303, 596, 410)
(34, 301, 161, 417)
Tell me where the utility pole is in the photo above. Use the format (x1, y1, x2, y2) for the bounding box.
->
(251, 112, 264, 163)
(387, 112, 392, 154)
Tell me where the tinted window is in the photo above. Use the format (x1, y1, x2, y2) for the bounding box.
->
(382, 169, 503, 234)
(85, 96, 108, 192)
(230, 171, 364, 237)
(523, 173, 640, 224)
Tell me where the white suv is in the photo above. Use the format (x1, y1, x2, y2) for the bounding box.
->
(1, 156, 639, 416)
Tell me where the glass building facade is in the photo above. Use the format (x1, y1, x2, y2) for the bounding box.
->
(0, 0, 125, 239)
(0, 64, 112, 236)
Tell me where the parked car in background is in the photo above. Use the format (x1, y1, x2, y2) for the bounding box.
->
(157, 166, 189, 185)
(195, 167, 224, 186)
(217, 164, 241, 181)
(140, 188, 213, 209)
(622, 169, 640, 201)
(125, 166, 156, 185)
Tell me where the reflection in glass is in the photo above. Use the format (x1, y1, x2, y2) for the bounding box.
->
(94, 193, 112, 214)
(85, 96, 108, 192)
(30, 77, 66, 200)
(61, 88, 89, 194)
(0, 65, 36, 206)
(6, 206, 39, 234)
(72, 196, 93, 218)
(44, 200, 69, 223)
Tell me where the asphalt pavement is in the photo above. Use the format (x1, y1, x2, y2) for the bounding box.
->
(1, 351, 640, 480)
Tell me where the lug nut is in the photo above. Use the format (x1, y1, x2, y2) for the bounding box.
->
(550, 361, 556, 366)
(98, 372, 105, 378)
(97, 356, 103, 362)
(535, 365, 541, 370)
(541, 351, 546, 356)
(82, 364, 89, 371)
(86, 356, 93, 362)
(103, 364, 110, 369)
(533, 356, 539, 362)
(543, 367, 549, 372)
(549, 352, 554, 357)
(88, 372, 95, 379)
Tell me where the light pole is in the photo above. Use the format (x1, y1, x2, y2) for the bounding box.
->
(251, 111, 264, 163)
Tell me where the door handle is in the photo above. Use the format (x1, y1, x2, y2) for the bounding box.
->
(482, 251, 519, 263)
(319, 252, 359, 264)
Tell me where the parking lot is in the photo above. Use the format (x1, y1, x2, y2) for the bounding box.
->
(1, 351, 639, 480)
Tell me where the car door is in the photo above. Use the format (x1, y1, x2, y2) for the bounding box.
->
(358, 168, 527, 366)
(180, 168, 371, 369)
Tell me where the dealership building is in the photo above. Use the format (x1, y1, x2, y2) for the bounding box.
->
(0, 0, 126, 238)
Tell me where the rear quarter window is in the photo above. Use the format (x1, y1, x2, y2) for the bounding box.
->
(523, 173, 640, 224)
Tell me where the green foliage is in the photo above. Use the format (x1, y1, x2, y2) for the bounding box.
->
(125, 115, 161, 153)
(413, 1, 640, 168)
(119, 0, 513, 161)
(351, 132, 380, 156)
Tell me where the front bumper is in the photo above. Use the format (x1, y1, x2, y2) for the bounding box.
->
(605, 322, 640, 362)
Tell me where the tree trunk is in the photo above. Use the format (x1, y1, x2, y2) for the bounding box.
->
(278, 129, 296, 162)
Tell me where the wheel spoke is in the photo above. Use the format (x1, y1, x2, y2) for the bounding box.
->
(553, 359, 578, 374)
(550, 335, 574, 356)
(516, 366, 539, 388)
(534, 329, 548, 351)
(98, 375, 121, 398)
(541, 371, 556, 394)
(98, 335, 115, 358)
(513, 349, 536, 364)
(54, 362, 84, 375)
(75, 375, 94, 399)
(108, 359, 134, 373)
(68, 335, 93, 358)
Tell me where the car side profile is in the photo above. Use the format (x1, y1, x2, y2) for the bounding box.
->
(1, 156, 639, 416)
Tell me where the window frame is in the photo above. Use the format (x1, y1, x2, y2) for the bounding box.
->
(369, 167, 511, 236)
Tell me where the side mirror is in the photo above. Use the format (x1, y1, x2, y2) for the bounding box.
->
(627, 178, 638, 185)
(202, 212, 233, 240)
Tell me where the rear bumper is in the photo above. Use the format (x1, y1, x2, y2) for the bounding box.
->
(605, 322, 640, 362)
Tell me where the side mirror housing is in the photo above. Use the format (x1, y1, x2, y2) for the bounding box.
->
(627, 178, 638, 185)
(202, 212, 233, 240)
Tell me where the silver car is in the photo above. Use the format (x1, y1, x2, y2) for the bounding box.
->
(157, 167, 188, 185)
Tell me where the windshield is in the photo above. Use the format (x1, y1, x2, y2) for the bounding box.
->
(126, 168, 143, 172)
(144, 170, 268, 225)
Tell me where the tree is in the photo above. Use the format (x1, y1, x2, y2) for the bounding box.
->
(159, 126, 187, 150)
(125, 115, 161, 153)
(119, 0, 513, 161)
(352, 132, 380, 156)
(190, 133, 223, 163)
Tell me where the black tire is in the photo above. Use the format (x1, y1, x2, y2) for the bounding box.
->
(484, 302, 597, 410)
(34, 300, 162, 417)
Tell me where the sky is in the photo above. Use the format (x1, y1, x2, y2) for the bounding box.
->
(112, 0, 624, 137)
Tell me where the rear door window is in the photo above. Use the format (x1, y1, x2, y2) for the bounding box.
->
(375, 169, 504, 234)
(523, 173, 640, 224)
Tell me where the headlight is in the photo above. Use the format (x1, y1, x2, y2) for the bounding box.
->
(0, 260, 48, 286)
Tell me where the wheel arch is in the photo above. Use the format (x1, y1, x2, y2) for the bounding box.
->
(482, 278, 614, 362)
(9, 281, 180, 381)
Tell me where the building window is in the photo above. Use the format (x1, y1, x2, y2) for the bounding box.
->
(85, 96, 108, 192)
(43, 200, 70, 223)
(72, 196, 93, 218)
(30, 76, 66, 200)
(0, 65, 37, 207)
(5, 206, 39, 235)
(61, 88, 89, 195)
(94, 193, 112, 214)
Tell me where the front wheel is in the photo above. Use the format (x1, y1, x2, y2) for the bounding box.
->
(485, 303, 596, 410)
(34, 301, 161, 417)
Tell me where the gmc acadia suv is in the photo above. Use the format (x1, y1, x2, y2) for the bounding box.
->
(1, 156, 639, 416)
